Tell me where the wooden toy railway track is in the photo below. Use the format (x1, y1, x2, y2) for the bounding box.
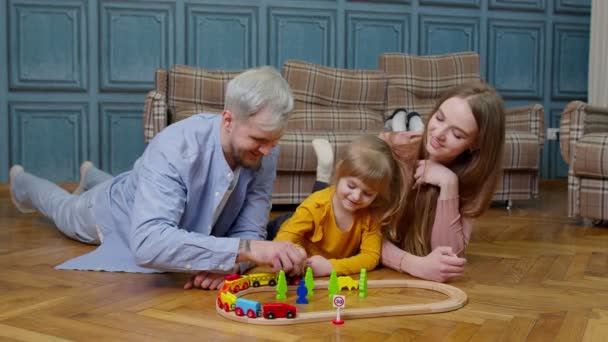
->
(216, 279, 467, 325)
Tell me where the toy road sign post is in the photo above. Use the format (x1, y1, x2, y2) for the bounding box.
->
(332, 295, 345, 325)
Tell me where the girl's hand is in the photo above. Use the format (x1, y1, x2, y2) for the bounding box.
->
(183, 271, 227, 290)
(404, 246, 466, 283)
(306, 255, 333, 277)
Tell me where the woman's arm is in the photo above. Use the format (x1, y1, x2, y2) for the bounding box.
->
(381, 239, 465, 283)
(431, 198, 473, 255)
(413, 160, 473, 255)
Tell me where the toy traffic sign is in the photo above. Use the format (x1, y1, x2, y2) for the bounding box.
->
(332, 295, 345, 325)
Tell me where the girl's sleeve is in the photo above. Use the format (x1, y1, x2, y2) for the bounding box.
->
(430, 197, 473, 255)
(329, 226, 382, 276)
(272, 205, 315, 248)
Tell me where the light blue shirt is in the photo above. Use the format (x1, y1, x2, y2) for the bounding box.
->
(57, 114, 276, 273)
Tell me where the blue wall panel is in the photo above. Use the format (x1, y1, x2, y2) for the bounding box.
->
(186, 4, 258, 70)
(269, 7, 336, 68)
(0, 0, 592, 182)
(346, 11, 410, 69)
(420, 0, 480, 7)
(100, 103, 146, 175)
(552, 22, 589, 100)
(1, 0, 8, 182)
(554, 0, 590, 14)
(99, 1, 175, 91)
(9, 103, 87, 181)
(363, 0, 411, 4)
(489, 19, 544, 99)
(9, 0, 88, 91)
(489, 0, 545, 11)
(419, 15, 479, 55)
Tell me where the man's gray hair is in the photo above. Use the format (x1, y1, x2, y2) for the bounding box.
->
(225, 66, 294, 130)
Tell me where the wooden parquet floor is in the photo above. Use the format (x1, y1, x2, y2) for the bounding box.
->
(0, 181, 606, 341)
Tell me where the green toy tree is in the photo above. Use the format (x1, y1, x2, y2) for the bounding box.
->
(328, 270, 339, 298)
(359, 268, 368, 298)
(305, 266, 314, 296)
(276, 270, 287, 300)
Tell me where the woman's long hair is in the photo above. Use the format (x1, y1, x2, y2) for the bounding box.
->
(384, 81, 506, 256)
(332, 135, 408, 230)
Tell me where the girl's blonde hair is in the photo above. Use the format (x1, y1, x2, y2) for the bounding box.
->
(332, 135, 409, 229)
(384, 81, 506, 256)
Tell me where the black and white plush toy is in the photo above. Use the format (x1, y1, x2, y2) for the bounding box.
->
(384, 108, 424, 132)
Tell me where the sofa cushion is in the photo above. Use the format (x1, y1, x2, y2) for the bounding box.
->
(288, 107, 384, 130)
(573, 133, 608, 177)
(276, 129, 383, 172)
(379, 52, 480, 117)
(282, 60, 387, 130)
(167, 65, 241, 122)
(503, 132, 540, 170)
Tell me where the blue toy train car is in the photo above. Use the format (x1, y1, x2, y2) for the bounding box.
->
(234, 298, 261, 318)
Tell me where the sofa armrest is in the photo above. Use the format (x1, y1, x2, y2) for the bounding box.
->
(505, 104, 545, 150)
(560, 101, 608, 164)
(143, 90, 168, 143)
(155, 69, 168, 95)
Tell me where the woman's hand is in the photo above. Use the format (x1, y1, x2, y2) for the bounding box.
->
(306, 255, 333, 277)
(183, 271, 228, 290)
(403, 246, 466, 283)
(413, 160, 459, 199)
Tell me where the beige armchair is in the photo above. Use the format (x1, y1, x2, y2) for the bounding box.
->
(379, 52, 545, 206)
(560, 101, 608, 223)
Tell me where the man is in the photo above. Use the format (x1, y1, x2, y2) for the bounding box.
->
(9, 66, 306, 289)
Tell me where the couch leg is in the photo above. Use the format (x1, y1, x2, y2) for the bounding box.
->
(506, 200, 513, 211)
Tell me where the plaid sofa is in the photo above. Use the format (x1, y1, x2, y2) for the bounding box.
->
(379, 52, 545, 203)
(143, 61, 387, 204)
(560, 101, 608, 222)
(143, 54, 545, 205)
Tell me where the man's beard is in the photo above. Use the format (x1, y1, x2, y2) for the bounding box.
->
(233, 151, 262, 171)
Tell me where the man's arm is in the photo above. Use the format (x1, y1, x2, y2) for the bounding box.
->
(129, 143, 305, 274)
(129, 146, 240, 273)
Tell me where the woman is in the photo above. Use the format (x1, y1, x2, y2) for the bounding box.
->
(379, 81, 505, 282)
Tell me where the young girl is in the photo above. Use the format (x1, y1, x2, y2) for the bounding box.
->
(273, 135, 408, 276)
(380, 81, 506, 282)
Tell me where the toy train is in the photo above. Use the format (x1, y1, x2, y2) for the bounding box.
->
(217, 272, 298, 320)
(221, 272, 301, 294)
(217, 294, 297, 319)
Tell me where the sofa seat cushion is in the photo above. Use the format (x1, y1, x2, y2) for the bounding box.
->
(503, 131, 540, 170)
(287, 107, 384, 130)
(573, 133, 608, 178)
(276, 129, 382, 172)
